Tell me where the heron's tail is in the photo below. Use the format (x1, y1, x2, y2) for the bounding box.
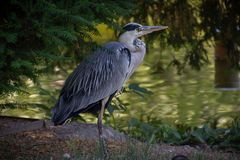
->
(51, 96, 75, 125)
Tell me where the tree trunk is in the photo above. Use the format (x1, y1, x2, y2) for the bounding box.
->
(214, 41, 240, 89)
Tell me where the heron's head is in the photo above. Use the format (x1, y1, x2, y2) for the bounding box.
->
(118, 22, 168, 43)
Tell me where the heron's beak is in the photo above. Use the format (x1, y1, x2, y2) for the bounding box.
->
(137, 25, 168, 37)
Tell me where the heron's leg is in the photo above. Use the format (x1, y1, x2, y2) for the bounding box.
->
(97, 97, 108, 159)
(98, 104, 104, 137)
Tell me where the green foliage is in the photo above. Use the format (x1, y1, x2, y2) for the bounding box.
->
(126, 117, 240, 150)
(0, 0, 133, 95)
(121, 0, 240, 71)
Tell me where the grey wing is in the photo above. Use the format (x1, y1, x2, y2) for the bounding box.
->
(52, 42, 131, 125)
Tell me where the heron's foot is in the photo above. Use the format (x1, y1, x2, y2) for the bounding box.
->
(99, 135, 108, 160)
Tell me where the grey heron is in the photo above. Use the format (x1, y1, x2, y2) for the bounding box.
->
(51, 22, 167, 151)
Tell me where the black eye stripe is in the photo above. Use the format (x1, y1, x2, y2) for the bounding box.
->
(123, 24, 142, 31)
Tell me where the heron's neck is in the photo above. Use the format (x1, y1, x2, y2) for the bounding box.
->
(119, 36, 146, 77)
(118, 34, 137, 52)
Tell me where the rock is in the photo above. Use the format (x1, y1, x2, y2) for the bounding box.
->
(49, 122, 127, 142)
(0, 116, 128, 142)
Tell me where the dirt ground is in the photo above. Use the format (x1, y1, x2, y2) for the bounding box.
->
(0, 116, 239, 160)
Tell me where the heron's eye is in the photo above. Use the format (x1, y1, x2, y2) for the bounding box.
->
(136, 28, 142, 32)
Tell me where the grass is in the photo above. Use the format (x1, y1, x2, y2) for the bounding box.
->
(61, 139, 239, 160)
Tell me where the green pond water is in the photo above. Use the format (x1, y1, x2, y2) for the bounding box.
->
(1, 45, 240, 128)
